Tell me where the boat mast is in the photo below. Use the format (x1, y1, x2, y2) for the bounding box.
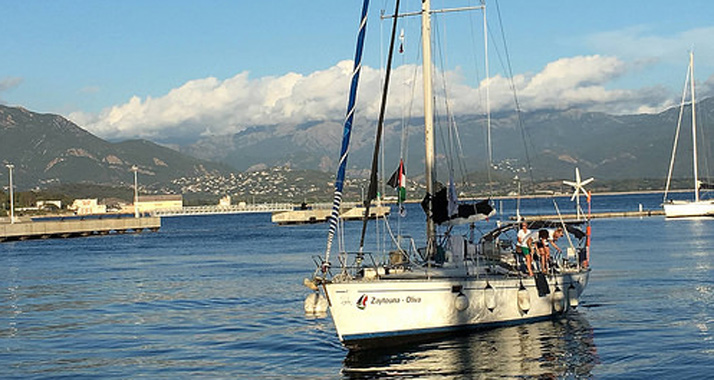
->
(663, 52, 693, 203)
(422, 0, 436, 251)
(690, 51, 699, 202)
(483, 2, 492, 168)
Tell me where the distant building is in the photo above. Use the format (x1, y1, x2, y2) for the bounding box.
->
(122, 194, 183, 214)
(37, 200, 62, 210)
(101, 198, 127, 213)
(219, 195, 231, 207)
(70, 199, 107, 215)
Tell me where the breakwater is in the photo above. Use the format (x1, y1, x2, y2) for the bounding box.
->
(0, 216, 161, 242)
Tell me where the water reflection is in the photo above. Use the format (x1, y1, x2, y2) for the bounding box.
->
(342, 313, 598, 379)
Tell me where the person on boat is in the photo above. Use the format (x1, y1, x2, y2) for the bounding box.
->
(517, 222, 535, 276)
(547, 227, 564, 268)
(549, 228, 563, 251)
(535, 229, 551, 273)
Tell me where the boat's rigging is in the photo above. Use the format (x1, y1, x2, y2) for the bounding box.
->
(419, 0, 437, 255)
(385, 1, 534, 199)
(385, 2, 485, 197)
(692, 55, 699, 202)
(429, 2, 492, 196)
(431, 15, 470, 188)
(662, 50, 713, 203)
(663, 57, 692, 202)
(438, 1, 493, 195)
(331, 0, 542, 248)
(699, 107, 713, 194)
(359, 0, 402, 252)
(489, 0, 536, 194)
(481, 1, 493, 185)
(307, 0, 591, 347)
(661, 51, 714, 218)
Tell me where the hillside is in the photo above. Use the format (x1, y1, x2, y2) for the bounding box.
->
(0, 105, 234, 190)
(181, 97, 714, 184)
(2, 98, 713, 201)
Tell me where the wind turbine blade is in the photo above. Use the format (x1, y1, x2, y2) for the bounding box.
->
(581, 178, 594, 187)
(563, 181, 576, 187)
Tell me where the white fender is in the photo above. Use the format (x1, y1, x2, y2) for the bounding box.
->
(568, 283, 579, 309)
(484, 284, 496, 311)
(303, 277, 319, 291)
(454, 293, 469, 311)
(517, 285, 531, 313)
(552, 286, 565, 313)
(304, 292, 328, 314)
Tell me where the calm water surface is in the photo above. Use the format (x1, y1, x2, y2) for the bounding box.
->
(1, 193, 713, 379)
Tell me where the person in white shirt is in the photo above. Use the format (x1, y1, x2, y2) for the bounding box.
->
(517, 222, 535, 276)
(548, 227, 564, 256)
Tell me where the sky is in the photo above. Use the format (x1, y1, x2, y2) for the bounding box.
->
(2, 0, 714, 143)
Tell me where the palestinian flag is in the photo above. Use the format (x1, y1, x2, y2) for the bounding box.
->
(387, 159, 406, 204)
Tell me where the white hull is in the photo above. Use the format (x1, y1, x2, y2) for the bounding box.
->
(663, 52, 710, 218)
(325, 270, 590, 345)
(310, 0, 594, 349)
(663, 200, 714, 218)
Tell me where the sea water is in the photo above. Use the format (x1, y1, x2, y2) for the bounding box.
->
(1, 192, 713, 379)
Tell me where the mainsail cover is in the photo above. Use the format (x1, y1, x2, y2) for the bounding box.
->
(421, 182, 494, 226)
(698, 180, 714, 190)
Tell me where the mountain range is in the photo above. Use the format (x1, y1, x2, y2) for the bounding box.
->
(1, 97, 712, 193)
(181, 97, 714, 183)
(0, 105, 234, 190)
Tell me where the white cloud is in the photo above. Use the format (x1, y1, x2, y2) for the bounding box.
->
(505, 55, 671, 114)
(0, 77, 23, 102)
(586, 25, 714, 65)
(79, 85, 101, 94)
(69, 54, 676, 141)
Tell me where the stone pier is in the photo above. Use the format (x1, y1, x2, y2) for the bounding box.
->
(0, 216, 161, 242)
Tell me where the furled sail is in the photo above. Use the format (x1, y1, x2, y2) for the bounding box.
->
(324, 0, 370, 264)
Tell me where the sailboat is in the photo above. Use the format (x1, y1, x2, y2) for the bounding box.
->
(305, 0, 591, 348)
(663, 51, 714, 218)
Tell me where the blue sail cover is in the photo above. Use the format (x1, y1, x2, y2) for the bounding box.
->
(324, 0, 370, 264)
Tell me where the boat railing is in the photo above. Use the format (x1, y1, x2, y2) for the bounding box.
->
(388, 234, 420, 265)
(479, 238, 516, 263)
(331, 251, 384, 280)
(310, 252, 379, 282)
(471, 237, 520, 276)
(322, 239, 423, 281)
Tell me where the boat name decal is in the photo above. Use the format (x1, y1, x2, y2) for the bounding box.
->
(356, 294, 422, 309)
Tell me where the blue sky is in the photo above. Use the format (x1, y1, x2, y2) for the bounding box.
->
(2, 0, 714, 142)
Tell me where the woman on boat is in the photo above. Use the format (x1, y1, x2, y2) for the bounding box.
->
(536, 229, 551, 273)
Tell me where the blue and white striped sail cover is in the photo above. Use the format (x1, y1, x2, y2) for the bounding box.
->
(323, 0, 370, 265)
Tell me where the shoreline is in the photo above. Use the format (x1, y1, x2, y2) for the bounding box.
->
(394, 188, 688, 204)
